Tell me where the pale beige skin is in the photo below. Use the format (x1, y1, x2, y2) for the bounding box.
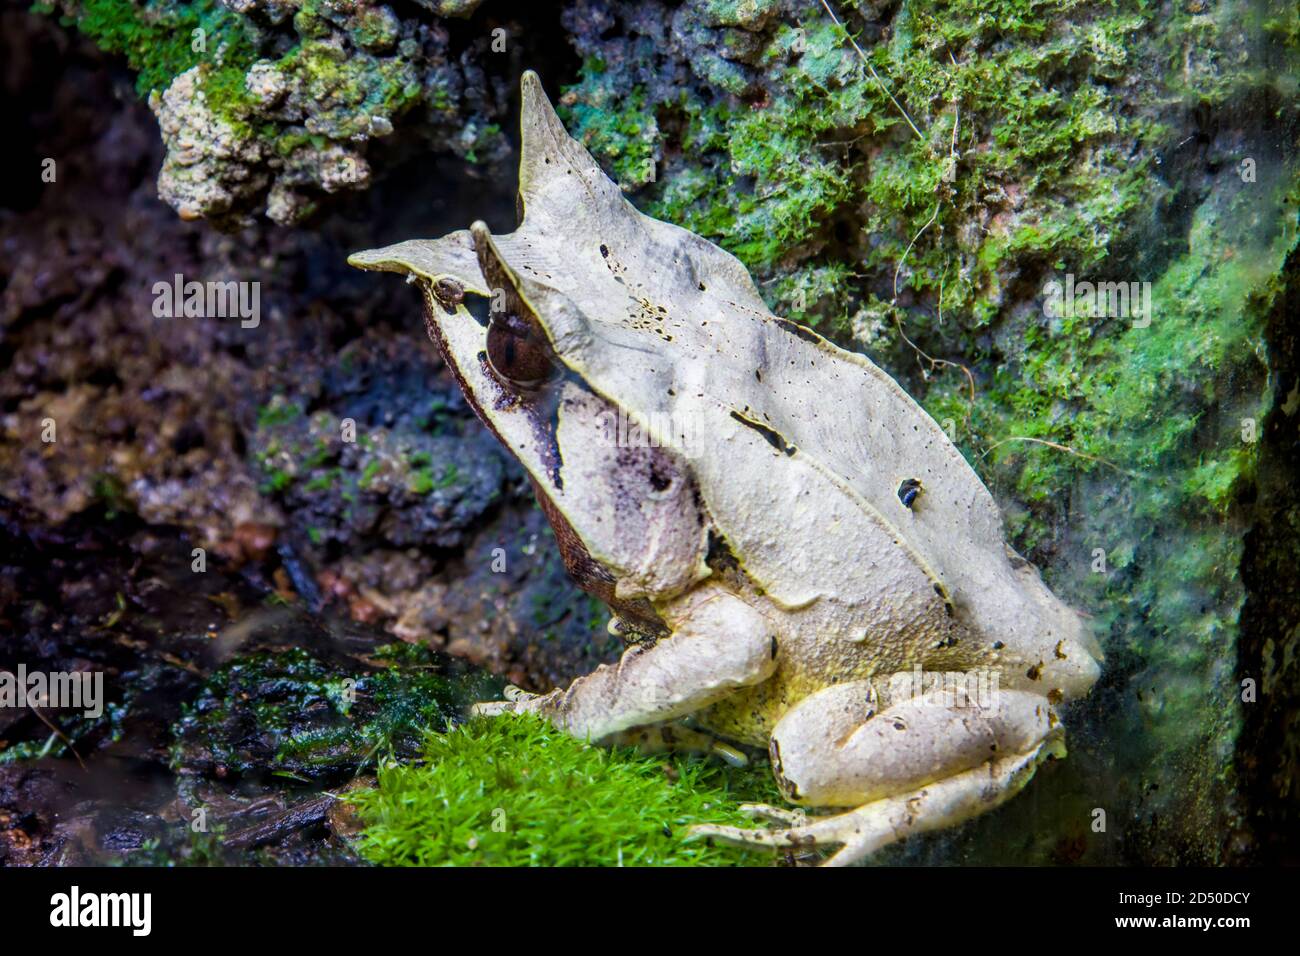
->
(350, 72, 1102, 865)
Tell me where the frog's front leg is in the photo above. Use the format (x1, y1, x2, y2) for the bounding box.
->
(687, 680, 1063, 866)
(474, 586, 778, 743)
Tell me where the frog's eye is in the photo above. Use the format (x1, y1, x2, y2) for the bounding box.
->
(486, 311, 557, 389)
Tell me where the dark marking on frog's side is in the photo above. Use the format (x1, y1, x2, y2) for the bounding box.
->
(773, 317, 823, 346)
(730, 410, 796, 456)
(705, 530, 743, 580)
(898, 478, 923, 509)
(769, 738, 800, 801)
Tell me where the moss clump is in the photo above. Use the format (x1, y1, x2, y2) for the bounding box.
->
(565, 0, 1162, 329)
(39, 0, 258, 97)
(170, 644, 497, 779)
(348, 714, 781, 866)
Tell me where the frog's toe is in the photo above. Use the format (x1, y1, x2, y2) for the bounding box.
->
(502, 684, 538, 703)
(470, 699, 517, 717)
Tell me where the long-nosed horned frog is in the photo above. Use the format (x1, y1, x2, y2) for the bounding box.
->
(349, 72, 1102, 865)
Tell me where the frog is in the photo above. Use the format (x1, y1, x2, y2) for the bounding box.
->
(348, 71, 1102, 866)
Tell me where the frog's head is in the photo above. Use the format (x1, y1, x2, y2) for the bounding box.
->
(349, 72, 712, 632)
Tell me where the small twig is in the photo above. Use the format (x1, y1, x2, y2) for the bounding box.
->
(979, 436, 1137, 476)
(890, 307, 977, 417)
(819, 0, 924, 141)
(27, 703, 86, 771)
(893, 202, 941, 302)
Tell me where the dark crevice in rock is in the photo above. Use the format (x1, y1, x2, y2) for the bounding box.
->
(1235, 236, 1300, 865)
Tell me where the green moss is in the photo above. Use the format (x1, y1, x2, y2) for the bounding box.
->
(409, 463, 458, 495)
(40, 0, 432, 153)
(561, 67, 660, 189)
(348, 714, 781, 866)
(256, 398, 305, 429)
(171, 644, 496, 777)
(565, 0, 1163, 326)
(42, 0, 259, 97)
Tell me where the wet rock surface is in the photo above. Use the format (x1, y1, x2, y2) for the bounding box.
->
(36, 0, 544, 225)
(0, 499, 483, 864)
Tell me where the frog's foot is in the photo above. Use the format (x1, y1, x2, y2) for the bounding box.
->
(688, 680, 1064, 866)
(688, 745, 1048, 866)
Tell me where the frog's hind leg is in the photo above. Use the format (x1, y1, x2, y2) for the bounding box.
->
(686, 680, 1064, 866)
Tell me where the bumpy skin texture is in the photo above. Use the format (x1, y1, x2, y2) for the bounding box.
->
(350, 73, 1102, 864)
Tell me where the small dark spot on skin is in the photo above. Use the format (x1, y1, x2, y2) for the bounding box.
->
(993, 641, 1005, 650)
(1027, 664, 1043, 681)
(698, 282, 706, 291)
(1047, 689, 1064, 705)
(770, 636, 779, 660)
(599, 244, 609, 258)
(755, 369, 762, 382)
(892, 719, 907, 731)
(648, 464, 673, 493)
(898, 478, 923, 509)
(1054, 641, 1067, 659)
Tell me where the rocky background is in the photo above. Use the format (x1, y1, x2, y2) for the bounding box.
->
(1, 0, 1297, 864)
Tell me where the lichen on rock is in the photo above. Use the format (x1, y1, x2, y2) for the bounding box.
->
(43, 0, 512, 224)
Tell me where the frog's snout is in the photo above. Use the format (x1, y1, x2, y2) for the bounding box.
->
(1039, 605, 1103, 701)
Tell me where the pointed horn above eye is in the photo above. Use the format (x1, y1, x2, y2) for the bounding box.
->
(470, 219, 539, 325)
(517, 70, 623, 219)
